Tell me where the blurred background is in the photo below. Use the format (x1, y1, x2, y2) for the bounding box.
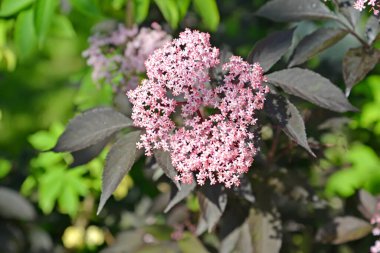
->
(0, 0, 380, 252)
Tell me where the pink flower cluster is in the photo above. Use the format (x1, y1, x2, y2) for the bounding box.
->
(371, 201, 380, 253)
(353, 0, 380, 14)
(83, 22, 171, 91)
(128, 29, 268, 188)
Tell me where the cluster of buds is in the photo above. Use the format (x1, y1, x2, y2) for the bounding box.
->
(83, 22, 171, 91)
(128, 29, 269, 188)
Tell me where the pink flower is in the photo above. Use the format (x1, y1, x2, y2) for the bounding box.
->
(353, 0, 380, 14)
(128, 29, 268, 188)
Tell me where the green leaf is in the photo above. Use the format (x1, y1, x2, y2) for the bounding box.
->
(176, 0, 190, 20)
(69, 0, 103, 17)
(264, 93, 314, 156)
(343, 47, 380, 96)
(58, 183, 80, 217)
(0, 0, 34, 17)
(316, 216, 372, 244)
(49, 15, 76, 38)
(0, 159, 11, 179)
(289, 28, 348, 67)
(98, 131, 141, 214)
(154, 150, 180, 189)
(256, 0, 336, 22)
(267, 68, 357, 113)
(192, 0, 219, 31)
(154, 0, 179, 29)
(248, 28, 295, 72)
(14, 9, 37, 60)
(34, 0, 57, 46)
(178, 232, 210, 253)
(134, 0, 150, 24)
(0, 187, 36, 220)
(39, 167, 65, 214)
(53, 107, 133, 152)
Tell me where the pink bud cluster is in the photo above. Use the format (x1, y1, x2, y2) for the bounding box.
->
(353, 0, 380, 14)
(83, 23, 171, 91)
(371, 201, 380, 253)
(128, 29, 268, 188)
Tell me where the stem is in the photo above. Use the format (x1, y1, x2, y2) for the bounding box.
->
(125, 0, 134, 28)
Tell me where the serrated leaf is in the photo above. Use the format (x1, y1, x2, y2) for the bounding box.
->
(193, 0, 220, 31)
(0, 0, 34, 17)
(366, 15, 380, 45)
(249, 208, 282, 253)
(134, 0, 150, 24)
(334, 0, 360, 29)
(358, 190, 377, 220)
(69, 0, 103, 17)
(289, 28, 347, 67)
(248, 29, 294, 72)
(265, 93, 314, 156)
(0, 187, 36, 221)
(34, 0, 57, 46)
(53, 107, 133, 152)
(256, 0, 336, 22)
(316, 216, 372, 244)
(164, 182, 196, 213)
(98, 131, 141, 214)
(197, 185, 227, 232)
(267, 68, 357, 112)
(14, 9, 37, 60)
(70, 137, 109, 167)
(343, 47, 380, 96)
(154, 0, 179, 29)
(154, 150, 180, 189)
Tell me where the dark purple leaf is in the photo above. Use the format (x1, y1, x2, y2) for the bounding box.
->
(267, 68, 357, 112)
(197, 185, 227, 232)
(334, 0, 359, 28)
(248, 29, 295, 72)
(219, 202, 251, 253)
(316, 216, 372, 244)
(249, 208, 282, 253)
(164, 182, 196, 213)
(97, 131, 141, 214)
(265, 93, 314, 156)
(256, 0, 336, 22)
(154, 150, 180, 189)
(343, 47, 380, 96)
(53, 107, 133, 152)
(365, 15, 380, 45)
(0, 187, 36, 221)
(358, 190, 378, 220)
(70, 137, 109, 167)
(289, 28, 348, 67)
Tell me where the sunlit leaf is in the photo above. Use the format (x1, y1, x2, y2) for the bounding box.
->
(0, 0, 34, 17)
(34, 0, 58, 46)
(193, 0, 220, 31)
(134, 0, 150, 24)
(69, 0, 103, 17)
(14, 9, 37, 60)
(154, 0, 179, 29)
